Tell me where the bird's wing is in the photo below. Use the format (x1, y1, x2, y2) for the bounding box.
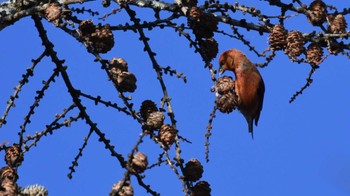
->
(254, 72, 265, 126)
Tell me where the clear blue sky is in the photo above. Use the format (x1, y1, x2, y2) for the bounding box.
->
(1, 0, 350, 195)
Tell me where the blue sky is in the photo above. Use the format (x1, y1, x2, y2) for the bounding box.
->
(1, 0, 350, 195)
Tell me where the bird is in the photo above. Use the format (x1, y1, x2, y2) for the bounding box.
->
(218, 49, 265, 138)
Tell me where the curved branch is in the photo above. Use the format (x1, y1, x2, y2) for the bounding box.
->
(0, 0, 93, 30)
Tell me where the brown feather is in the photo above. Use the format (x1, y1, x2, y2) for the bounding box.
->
(218, 49, 265, 137)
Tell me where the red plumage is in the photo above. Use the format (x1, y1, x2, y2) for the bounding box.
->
(219, 49, 265, 138)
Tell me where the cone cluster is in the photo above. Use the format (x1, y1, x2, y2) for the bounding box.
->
(187, 7, 219, 61)
(2, 145, 46, 195)
(268, 25, 308, 61)
(108, 58, 137, 93)
(139, 100, 165, 131)
(215, 76, 237, 113)
(79, 20, 115, 53)
(139, 101, 177, 147)
(267, 0, 348, 64)
(0, 144, 26, 195)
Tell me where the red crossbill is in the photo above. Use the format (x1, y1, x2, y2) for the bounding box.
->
(218, 49, 265, 138)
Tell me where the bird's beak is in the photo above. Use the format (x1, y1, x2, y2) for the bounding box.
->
(218, 67, 225, 75)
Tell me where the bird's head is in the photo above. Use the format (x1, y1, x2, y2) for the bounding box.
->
(218, 51, 231, 75)
(218, 49, 250, 75)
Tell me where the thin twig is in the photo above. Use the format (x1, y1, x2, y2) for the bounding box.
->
(205, 99, 218, 162)
(33, 15, 126, 168)
(289, 55, 329, 103)
(0, 50, 47, 127)
(23, 104, 79, 152)
(68, 128, 94, 179)
(78, 91, 131, 115)
(19, 67, 60, 146)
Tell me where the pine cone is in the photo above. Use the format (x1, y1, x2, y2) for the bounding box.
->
(0, 166, 18, 195)
(0, 166, 18, 182)
(5, 144, 23, 167)
(111, 72, 136, 93)
(20, 184, 48, 196)
(216, 76, 234, 95)
(183, 159, 203, 182)
(329, 14, 347, 34)
(269, 24, 288, 51)
(217, 92, 237, 113)
(44, 3, 62, 22)
(285, 31, 305, 60)
(159, 124, 177, 147)
(190, 181, 211, 196)
(110, 181, 133, 196)
(90, 25, 115, 53)
(109, 58, 128, 75)
(79, 20, 96, 37)
(108, 58, 136, 92)
(307, 0, 327, 26)
(200, 38, 218, 61)
(139, 100, 158, 120)
(0, 167, 18, 195)
(306, 43, 323, 66)
(1, 177, 18, 196)
(146, 111, 165, 130)
(188, 8, 218, 39)
(130, 152, 148, 174)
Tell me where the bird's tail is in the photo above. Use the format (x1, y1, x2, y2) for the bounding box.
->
(244, 116, 254, 139)
(248, 119, 254, 140)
